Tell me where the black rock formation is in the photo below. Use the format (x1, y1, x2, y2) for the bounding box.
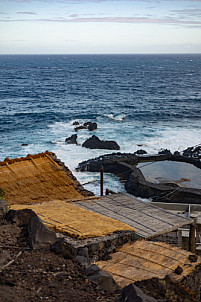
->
(65, 134, 78, 145)
(82, 135, 120, 150)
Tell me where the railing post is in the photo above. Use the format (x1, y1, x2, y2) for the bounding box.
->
(188, 223, 196, 253)
(100, 165, 104, 196)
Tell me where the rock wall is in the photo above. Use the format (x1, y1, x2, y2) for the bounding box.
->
(152, 230, 182, 247)
(52, 230, 137, 267)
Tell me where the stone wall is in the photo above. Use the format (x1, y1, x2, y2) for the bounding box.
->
(182, 263, 201, 302)
(52, 230, 138, 267)
(152, 230, 182, 247)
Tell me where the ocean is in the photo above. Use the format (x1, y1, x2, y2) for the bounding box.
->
(0, 54, 201, 195)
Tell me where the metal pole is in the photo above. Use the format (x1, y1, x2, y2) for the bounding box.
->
(188, 223, 196, 253)
(100, 165, 104, 196)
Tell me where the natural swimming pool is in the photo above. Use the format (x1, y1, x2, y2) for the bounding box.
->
(137, 160, 201, 189)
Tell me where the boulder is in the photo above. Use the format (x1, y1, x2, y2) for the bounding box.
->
(51, 238, 77, 259)
(74, 125, 87, 132)
(183, 147, 194, 157)
(88, 122, 97, 131)
(27, 216, 57, 250)
(134, 149, 147, 155)
(73, 121, 80, 125)
(0, 199, 7, 219)
(65, 134, 78, 145)
(120, 283, 157, 302)
(83, 122, 92, 127)
(82, 135, 120, 150)
(174, 265, 183, 275)
(75, 255, 89, 268)
(183, 146, 201, 159)
(6, 209, 37, 226)
(86, 264, 120, 293)
(158, 149, 172, 156)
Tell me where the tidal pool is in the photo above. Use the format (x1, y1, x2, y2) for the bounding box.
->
(137, 160, 201, 189)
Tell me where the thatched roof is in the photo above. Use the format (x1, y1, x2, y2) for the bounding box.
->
(0, 152, 84, 205)
(97, 239, 201, 288)
(11, 200, 134, 239)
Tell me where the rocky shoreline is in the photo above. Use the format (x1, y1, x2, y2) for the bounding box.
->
(77, 147, 201, 204)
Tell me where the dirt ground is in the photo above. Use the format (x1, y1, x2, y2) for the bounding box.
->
(0, 219, 120, 302)
(1, 217, 200, 302)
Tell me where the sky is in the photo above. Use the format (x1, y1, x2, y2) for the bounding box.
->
(0, 0, 201, 54)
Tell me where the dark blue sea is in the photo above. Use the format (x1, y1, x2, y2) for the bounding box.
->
(0, 54, 201, 194)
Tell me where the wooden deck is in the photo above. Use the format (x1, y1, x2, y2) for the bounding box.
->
(73, 193, 193, 239)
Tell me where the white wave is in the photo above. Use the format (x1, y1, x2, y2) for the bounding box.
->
(104, 114, 126, 122)
(20, 118, 201, 196)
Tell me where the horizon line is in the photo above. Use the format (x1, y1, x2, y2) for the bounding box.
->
(0, 52, 201, 56)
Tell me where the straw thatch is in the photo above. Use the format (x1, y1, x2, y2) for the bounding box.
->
(11, 200, 135, 239)
(97, 239, 201, 288)
(0, 152, 83, 205)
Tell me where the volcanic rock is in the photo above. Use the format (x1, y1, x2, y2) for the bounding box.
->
(7, 209, 37, 227)
(86, 264, 120, 293)
(134, 149, 147, 155)
(88, 122, 97, 131)
(158, 149, 172, 156)
(27, 215, 57, 250)
(0, 199, 7, 219)
(73, 121, 80, 125)
(74, 125, 87, 132)
(75, 121, 98, 132)
(120, 283, 157, 302)
(82, 135, 120, 150)
(65, 134, 78, 145)
(83, 122, 92, 127)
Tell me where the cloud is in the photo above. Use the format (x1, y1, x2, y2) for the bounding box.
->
(66, 16, 201, 25)
(171, 8, 201, 17)
(17, 11, 37, 14)
(1, 0, 172, 3)
(0, 39, 26, 42)
(69, 14, 79, 18)
(2, 16, 200, 26)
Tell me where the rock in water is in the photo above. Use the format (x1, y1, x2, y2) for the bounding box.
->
(73, 121, 79, 125)
(134, 149, 147, 155)
(82, 135, 120, 150)
(88, 122, 97, 131)
(74, 125, 87, 132)
(65, 134, 78, 144)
